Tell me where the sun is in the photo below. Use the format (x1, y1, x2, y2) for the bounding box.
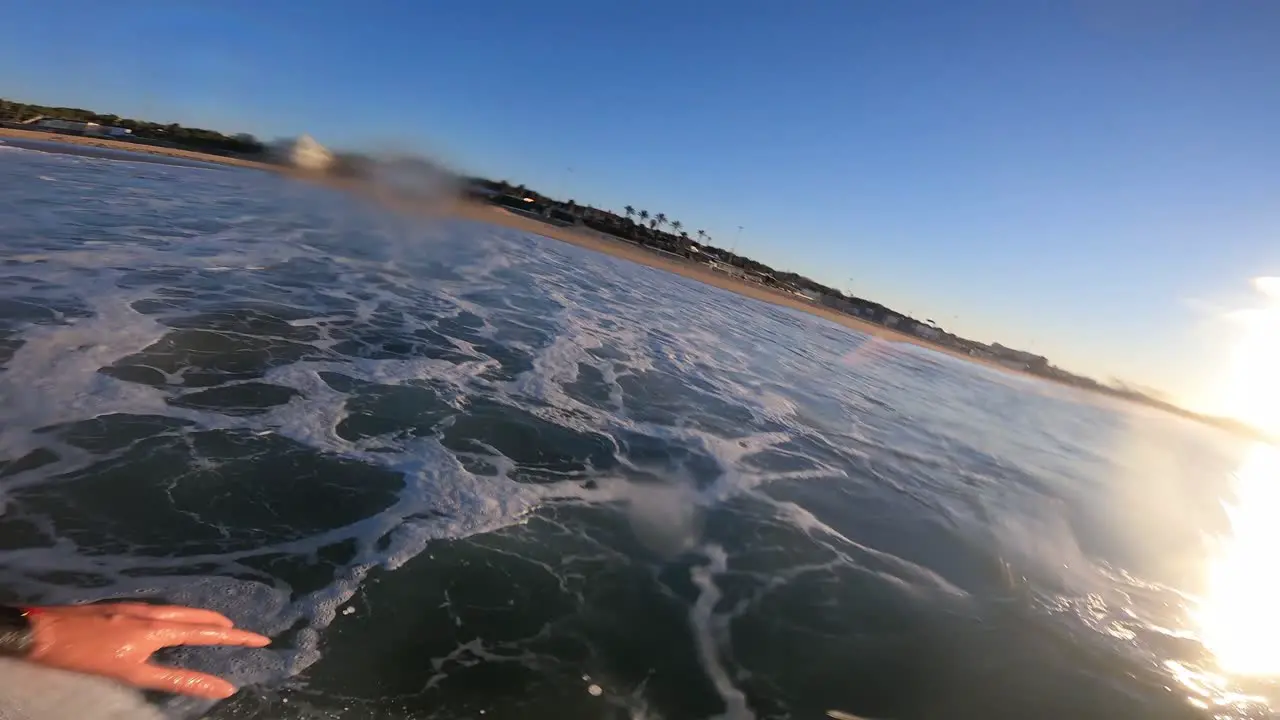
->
(1216, 277, 1280, 435)
(1195, 276, 1280, 678)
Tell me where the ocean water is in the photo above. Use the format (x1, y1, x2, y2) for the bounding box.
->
(0, 142, 1276, 720)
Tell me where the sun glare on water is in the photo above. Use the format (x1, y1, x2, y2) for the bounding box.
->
(1197, 444, 1280, 677)
(1196, 277, 1280, 679)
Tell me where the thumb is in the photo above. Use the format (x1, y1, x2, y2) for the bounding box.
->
(130, 664, 238, 699)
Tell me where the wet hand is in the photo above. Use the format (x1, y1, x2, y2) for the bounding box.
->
(24, 602, 269, 699)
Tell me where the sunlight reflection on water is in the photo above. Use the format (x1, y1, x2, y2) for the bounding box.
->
(1197, 443, 1280, 678)
(1153, 442, 1280, 716)
(1164, 276, 1280, 714)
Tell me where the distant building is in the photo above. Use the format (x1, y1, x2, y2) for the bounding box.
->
(821, 293, 886, 320)
(913, 323, 941, 340)
(987, 343, 1049, 371)
(272, 134, 334, 171)
(492, 194, 545, 214)
(35, 118, 131, 137)
(544, 207, 579, 226)
(36, 119, 89, 132)
(709, 261, 746, 278)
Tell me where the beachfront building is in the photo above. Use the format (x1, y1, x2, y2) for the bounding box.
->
(986, 343, 1049, 372)
(35, 118, 132, 137)
(708, 261, 746, 279)
(913, 323, 941, 340)
(272, 134, 334, 171)
(820, 293, 861, 316)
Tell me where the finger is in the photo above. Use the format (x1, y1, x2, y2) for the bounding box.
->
(119, 604, 236, 628)
(129, 664, 238, 699)
(157, 625, 271, 648)
(53, 602, 236, 629)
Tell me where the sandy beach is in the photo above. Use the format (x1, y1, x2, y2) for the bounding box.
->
(0, 127, 278, 170)
(450, 202, 993, 362)
(9, 127, 1263, 435)
(0, 127, 1003, 368)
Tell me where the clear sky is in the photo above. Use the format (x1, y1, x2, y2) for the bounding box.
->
(3, 0, 1279, 412)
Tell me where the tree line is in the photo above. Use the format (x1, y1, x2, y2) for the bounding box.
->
(468, 178, 853, 299)
(0, 98, 265, 156)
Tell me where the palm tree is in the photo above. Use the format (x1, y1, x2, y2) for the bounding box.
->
(671, 220, 683, 234)
(639, 210, 650, 223)
(680, 231, 690, 241)
(655, 212, 667, 229)
(624, 205, 635, 219)
(697, 229, 707, 243)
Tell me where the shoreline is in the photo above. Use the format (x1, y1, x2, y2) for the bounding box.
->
(0, 127, 1079, 379)
(5, 127, 1259, 437)
(450, 202, 1016, 370)
(0, 127, 278, 170)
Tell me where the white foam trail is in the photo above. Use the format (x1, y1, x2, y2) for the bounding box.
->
(0, 290, 170, 464)
(690, 545, 754, 720)
(1, 149, 1242, 717)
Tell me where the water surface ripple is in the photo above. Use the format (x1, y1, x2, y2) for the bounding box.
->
(0, 143, 1272, 719)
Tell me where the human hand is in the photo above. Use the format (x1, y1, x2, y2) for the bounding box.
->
(23, 602, 269, 699)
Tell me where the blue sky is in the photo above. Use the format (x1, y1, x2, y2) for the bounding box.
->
(3, 0, 1279, 410)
